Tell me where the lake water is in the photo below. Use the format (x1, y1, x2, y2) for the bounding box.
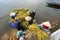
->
(0, 0, 60, 38)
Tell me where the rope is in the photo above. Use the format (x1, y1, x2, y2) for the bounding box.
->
(0, 14, 9, 22)
(0, 14, 9, 19)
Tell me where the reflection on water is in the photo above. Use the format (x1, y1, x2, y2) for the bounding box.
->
(0, 0, 60, 38)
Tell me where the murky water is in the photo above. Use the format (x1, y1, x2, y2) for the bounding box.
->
(0, 0, 60, 38)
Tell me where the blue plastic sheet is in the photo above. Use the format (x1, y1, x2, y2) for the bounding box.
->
(8, 21, 17, 28)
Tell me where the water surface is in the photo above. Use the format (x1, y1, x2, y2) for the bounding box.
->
(0, 0, 60, 39)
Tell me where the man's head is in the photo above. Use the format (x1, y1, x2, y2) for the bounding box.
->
(25, 16, 32, 21)
(10, 12, 16, 19)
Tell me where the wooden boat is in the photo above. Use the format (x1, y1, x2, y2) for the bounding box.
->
(1, 8, 49, 40)
(47, 1, 60, 9)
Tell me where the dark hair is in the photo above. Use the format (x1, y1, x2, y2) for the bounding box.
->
(29, 11, 36, 19)
(16, 21, 27, 31)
